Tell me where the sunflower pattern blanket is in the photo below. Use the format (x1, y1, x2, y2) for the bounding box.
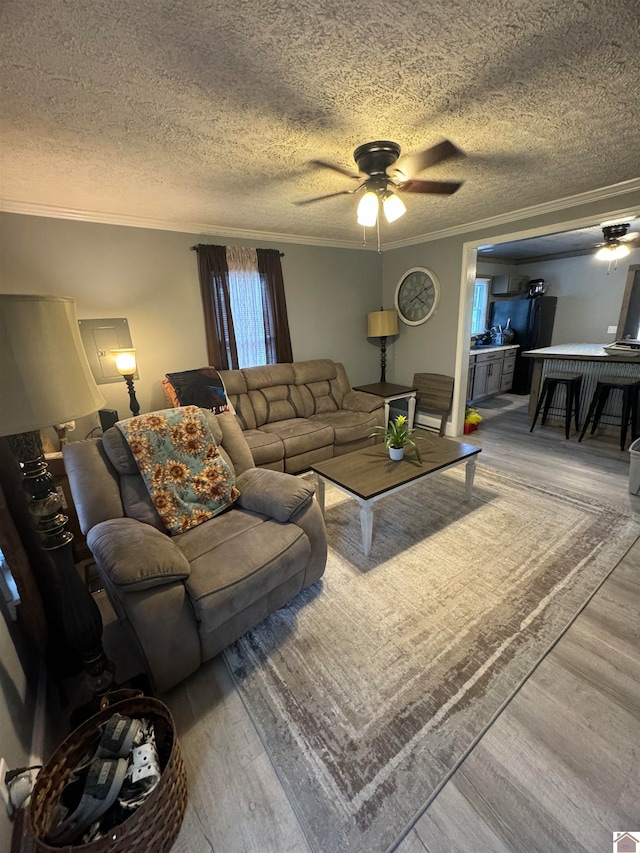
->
(116, 406, 239, 534)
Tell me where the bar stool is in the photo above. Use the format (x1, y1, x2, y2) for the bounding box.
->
(530, 372, 583, 439)
(578, 376, 640, 450)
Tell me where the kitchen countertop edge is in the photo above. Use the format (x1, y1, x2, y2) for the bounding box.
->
(469, 344, 520, 355)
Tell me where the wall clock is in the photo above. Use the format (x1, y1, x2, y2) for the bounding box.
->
(394, 267, 441, 325)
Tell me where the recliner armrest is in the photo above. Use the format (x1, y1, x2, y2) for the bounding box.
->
(236, 468, 314, 522)
(342, 390, 384, 413)
(87, 518, 191, 592)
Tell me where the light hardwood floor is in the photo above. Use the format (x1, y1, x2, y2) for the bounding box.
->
(155, 396, 640, 852)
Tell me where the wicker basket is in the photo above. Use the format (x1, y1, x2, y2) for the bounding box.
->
(29, 691, 187, 853)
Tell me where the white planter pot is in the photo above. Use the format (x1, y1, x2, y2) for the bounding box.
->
(389, 446, 404, 461)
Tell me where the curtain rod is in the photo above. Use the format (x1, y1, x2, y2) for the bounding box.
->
(190, 245, 284, 256)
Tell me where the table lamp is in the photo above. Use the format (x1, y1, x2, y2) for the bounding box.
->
(111, 347, 140, 417)
(367, 308, 399, 383)
(0, 294, 114, 691)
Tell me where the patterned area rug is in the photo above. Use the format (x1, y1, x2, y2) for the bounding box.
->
(224, 465, 639, 853)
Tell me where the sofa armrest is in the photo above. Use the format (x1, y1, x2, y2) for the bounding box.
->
(342, 390, 384, 413)
(235, 468, 314, 522)
(87, 518, 190, 592)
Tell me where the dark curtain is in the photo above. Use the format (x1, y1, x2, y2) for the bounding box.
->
(196, 244, 239, 370)
(257, 248, 293, 363)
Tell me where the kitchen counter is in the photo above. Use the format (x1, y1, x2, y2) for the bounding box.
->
(470, 344, 519, 355)
(521, 343, 640, 422)
(522, 343, 639, 362)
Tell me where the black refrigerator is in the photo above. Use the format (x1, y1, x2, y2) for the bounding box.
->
(489, 296, 557, 394)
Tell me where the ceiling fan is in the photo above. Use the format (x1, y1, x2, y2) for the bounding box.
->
(594, 222, 639, 261)
(295, 139, 465, 227)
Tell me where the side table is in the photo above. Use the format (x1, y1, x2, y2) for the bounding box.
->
(353, 382, 417, 429)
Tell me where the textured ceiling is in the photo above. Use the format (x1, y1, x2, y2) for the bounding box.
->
(1, 0, 639, 246)
(478, 216, 640, 260)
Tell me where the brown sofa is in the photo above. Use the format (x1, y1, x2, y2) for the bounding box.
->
(219, 359, 385, 473)
(63, 411, 327, 693)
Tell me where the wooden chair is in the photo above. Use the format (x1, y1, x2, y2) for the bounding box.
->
(412, 373, 455, 436)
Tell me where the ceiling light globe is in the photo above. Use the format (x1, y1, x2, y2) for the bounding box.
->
(357, 191, 379, 227)
(595, 243, 631, 261)
(382, 192, 407, 223)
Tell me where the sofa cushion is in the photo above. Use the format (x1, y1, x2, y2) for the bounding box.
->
(259, 418, 334, 458)
(102, 427, 166, 531)
(219, 369, 257, 431)
(181, 512, 310, 633)
(308, 409, 380, 445)
(242, 428, 284, 467)
(243, 364, 304, 426)
(294, 359, 346, 417)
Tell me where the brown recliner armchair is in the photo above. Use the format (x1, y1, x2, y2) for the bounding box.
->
(63, 411, 327, 692)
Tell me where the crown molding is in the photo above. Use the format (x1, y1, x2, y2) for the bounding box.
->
(0, 200, 373, 250)
(382, 177, 640, 250)
(2, 177, 639, 252)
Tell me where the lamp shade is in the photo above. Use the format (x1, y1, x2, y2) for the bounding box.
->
(111, 348, 137, 375)
(0, 294, 106, 436)
(367, 309, 399, 338)
(357, 191, 379, 227)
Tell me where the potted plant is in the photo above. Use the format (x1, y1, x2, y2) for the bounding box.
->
(464, 406, 482, 434)
(369, 414, 424, 462)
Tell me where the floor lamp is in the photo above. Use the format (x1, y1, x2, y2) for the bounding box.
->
(0, 294, 115, 693)
(111, 348, 140, 416)
(367, 309, 399, 383)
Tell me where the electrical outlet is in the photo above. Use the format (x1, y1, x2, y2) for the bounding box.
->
(0, 757, 9, 812)
(607, 325, 617, 334)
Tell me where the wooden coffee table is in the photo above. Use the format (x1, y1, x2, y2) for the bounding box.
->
(310, 434, 481, 556)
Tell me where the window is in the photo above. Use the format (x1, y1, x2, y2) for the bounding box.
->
(227, 268, 269, 368)
(471, 277, 490, 335)
(196, 244, 293, 371)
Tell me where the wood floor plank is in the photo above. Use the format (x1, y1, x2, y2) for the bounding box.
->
(393, 829, 430, 853)
(166, 656, 311, 853)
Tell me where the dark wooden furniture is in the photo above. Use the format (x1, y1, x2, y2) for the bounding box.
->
(310, 434, 481, 556)
(578, 376, 640, 450)
(412, 373, 454, 436)
(353, 382, 417, 429)
(530, 372, 583, 439)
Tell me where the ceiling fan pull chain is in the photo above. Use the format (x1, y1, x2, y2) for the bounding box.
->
(376, 215, 381, 254)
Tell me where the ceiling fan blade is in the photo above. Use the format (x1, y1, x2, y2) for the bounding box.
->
(310, 159, 362, 179)
(396, 179, 463, 195)
(390, 140, 465, 180)
(294, 188, 362, 206)
(620, 232, 640, 242)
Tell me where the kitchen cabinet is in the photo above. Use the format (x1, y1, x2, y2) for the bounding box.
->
(490, 274, 529, 295)
(500, 350, 517, 391)
(468, 346, 518, 403)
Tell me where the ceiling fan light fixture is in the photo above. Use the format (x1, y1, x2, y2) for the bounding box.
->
(382, 191, 406, 223)
(595, 242, 631, 261)
(357, 191, 379, 227)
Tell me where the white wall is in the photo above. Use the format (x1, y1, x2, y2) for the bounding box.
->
(516, 249, 639, 345)
(0, 213, 382, 438)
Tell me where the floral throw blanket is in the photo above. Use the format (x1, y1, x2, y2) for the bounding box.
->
(117, 406, 239, 535)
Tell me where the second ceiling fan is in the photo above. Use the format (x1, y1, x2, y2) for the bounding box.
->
(296, 139, 465, 226)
